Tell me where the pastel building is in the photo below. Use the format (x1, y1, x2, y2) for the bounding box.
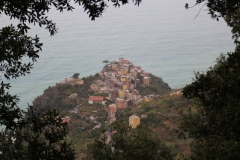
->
(120, 76, 127, 82)
(144, 95, 154, 102)
(143, 77, 150, 86)
(65, 78, 84, 85)
(123, 68, 128, 75)
(56, 78, 84, 86)
(108, 107, 116, 119)
(118, 89, 125, 98)
(129, 115, 140, 128)
(122, 84, 128, 90)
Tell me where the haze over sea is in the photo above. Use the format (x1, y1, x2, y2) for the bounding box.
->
(1, 0, 235, 109)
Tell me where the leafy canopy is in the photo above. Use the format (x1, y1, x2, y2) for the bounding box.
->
(0, 0, 142, 35)
(180, 48, 240, 159)
(181, 1, 240, 159)
(185, 0, 240, 20)
(87, 122, 173, 160)
(0, 108, 75, 160)
(102, 60, 109, 64)
(72, 73, 80, 79)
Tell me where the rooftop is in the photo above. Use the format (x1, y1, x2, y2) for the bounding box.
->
(89, 96, 104, 101)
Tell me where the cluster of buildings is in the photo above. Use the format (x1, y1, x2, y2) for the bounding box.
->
(169, 90, 182, 96)
(88, 58, 152, 127)
(56, 77, 84, 86)
(58, 58, 155, 129)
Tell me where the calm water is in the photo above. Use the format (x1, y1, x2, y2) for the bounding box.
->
(1, 0, 235, 109)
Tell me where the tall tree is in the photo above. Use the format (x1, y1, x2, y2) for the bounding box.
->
(225, 8, 240, 45)
(0, 0, 142, 159)
(179, 46, 240, 159)
(181, 1, 240, 159)
(0, 108, 75, 159)
(72, 73, 80, 79)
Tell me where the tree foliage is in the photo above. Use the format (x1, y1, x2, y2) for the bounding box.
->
(86, 122, 172, 160)
(102, 60, 109, 64)
(72, 73, 80, 79)
(93, 92, 109, 98)
(225, 8, 240, 44)
(179, 49, 240, 159)
(0, 0, 142, 35)
(186, 0, 240, 45)
(0, 108, 75, 160)
(136, 73, 171, 96)
(0, 24, 42, 128)
(181, 1, 240, 159)
(186, 0, 240, 20)
(0, 23, 75, 160)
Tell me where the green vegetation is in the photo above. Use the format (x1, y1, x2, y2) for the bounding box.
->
(32, 72, 191, 159)
(72, 73, 80, 79)
(87, 122, 173, 160)
(33, 75, 100, 111)
(0, 107, 75, 159)
(93, 92, 109, 97)
(2, 0, 240, 159)
(181, 1, 240, 159)
(179, 51, 240, 159)
(186, 0, 240, 20)
(136, 73, 171, 96)
(102, 60, 109, 64)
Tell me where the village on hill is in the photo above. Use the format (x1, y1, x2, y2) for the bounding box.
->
(54, 58, 183, 128)
(33, 57, 187, 158)
(89, 57, 155, 126)
(58, 58, 168, 128)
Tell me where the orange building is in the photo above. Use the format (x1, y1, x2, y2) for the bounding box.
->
(116, 98, 127, 109)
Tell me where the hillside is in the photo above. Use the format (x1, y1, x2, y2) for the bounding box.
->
(33, 58, 191, 159)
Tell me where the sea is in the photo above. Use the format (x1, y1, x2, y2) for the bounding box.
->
(1, 0, 235, 109)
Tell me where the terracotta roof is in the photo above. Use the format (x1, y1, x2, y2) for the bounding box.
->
(109, 107, 116, 112)
(89, 96, 104, 101)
